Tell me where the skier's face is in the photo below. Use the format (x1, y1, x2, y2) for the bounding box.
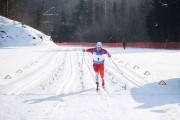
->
(96, 47, 101, 52)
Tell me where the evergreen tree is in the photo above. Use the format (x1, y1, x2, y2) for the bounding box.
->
(0, 0, 8, 17)
(58, 10, 71, 41)
(0, 0, 3, 15)
(8, 0, 18, 20)
(52, 10, 74, 42)
(72, 0, 93, 27)
(119, 0, 126, 17)
(146, 0, 180, 42)
(113, 2, 117, 19)
(71, 0, 93, 41)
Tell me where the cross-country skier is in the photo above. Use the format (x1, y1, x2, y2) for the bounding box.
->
(82, 42, 111, 91)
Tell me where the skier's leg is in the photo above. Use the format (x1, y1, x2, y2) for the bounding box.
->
(102, 78, 105, 87)
(99, 64, 105, 87)
(93, 64, 99, 90)
(95, 72, 99, 91)
(95, 72, 99, 84)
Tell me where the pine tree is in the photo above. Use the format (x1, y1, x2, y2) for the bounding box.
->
(113, 2, 117, 19)
(71, 0, 93, 41)
(146, 0, 180, 42)
(0, 0, 8, 17)
(58, 10, 71, 41)
(72, 0, 93, 27)
(119, 0, 126, 17)
(0, 0, 3, 15)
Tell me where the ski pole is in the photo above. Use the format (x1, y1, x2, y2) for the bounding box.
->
(109, 57, 128, 89)
(109, 57, 122, 74)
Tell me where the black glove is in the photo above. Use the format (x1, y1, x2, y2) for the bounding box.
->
(82, 49, 86, 52)
(107, 53, 111, 57)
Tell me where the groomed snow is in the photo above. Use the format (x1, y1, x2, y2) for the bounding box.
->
(0, 16, 180, 120)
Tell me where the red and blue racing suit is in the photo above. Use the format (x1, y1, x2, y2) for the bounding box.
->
(86, 48, 108, 79)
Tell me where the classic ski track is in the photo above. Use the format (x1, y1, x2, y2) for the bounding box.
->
(55, 51, 77, 95)
(7, 51, 64, 95)
(4, 52, 54, 87)
(47, 51, 81, 119)
(6, 52, 55, 95)
(0, 50, 65, 120)
(105, 58, 155, 94)
(22, 51, 67, 95)
(30, 50, 69, 120)
(15, 49, 68, 120)
(63, 51, 77, 94)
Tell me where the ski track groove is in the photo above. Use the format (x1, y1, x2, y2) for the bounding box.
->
(105, 58, 155, 94)
(64, 51, 77, 94)
(33, 50, 68, 120)
(24, 48, 70, 120)
(3, 50, 65, 120)
(55, 51, 77, 95)
(7, 51, 63, 95)
(47, 51, 81, 119)
(3, 52, 55, 87)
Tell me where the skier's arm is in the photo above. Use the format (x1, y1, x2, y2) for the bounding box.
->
(82, 48, 93, 53)
(104, 49, 111, 57)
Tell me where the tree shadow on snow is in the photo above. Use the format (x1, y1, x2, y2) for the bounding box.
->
(23, 88, 93, 104)
(130, 78, 180, 109)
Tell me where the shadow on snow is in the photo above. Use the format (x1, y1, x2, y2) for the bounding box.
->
(130, 78, 180, 109)
(23, 88, 94, 104)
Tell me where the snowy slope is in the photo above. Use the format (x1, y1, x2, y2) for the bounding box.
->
(0, 16, 180, 120)
(0, 16, 55, 47)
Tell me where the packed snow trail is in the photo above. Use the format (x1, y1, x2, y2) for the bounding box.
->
(0, 46, 180, 120)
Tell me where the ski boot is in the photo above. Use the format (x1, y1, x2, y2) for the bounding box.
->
(96, 82, 99, 91)
(102, 79, 105, 88)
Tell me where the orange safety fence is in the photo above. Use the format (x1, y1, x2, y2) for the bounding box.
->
(56, 42, 180, 49)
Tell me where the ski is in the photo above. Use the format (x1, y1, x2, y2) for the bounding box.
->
(96, 88, 99, 92)
(96, 86, 108, 94)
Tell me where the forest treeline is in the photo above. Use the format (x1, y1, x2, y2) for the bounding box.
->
(0, 0, 180, 43)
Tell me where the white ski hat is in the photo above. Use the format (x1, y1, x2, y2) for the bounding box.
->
(96, 42, 102, 48)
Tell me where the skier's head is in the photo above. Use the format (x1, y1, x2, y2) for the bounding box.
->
(96, 42, 102, 48)
(96, 42, 102, 52)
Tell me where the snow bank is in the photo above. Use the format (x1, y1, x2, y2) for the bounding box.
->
(0, 16, 56, 47)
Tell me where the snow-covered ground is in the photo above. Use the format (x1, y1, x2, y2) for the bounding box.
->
(0, 16, 180, 120)
(0, 16, 55, 47)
